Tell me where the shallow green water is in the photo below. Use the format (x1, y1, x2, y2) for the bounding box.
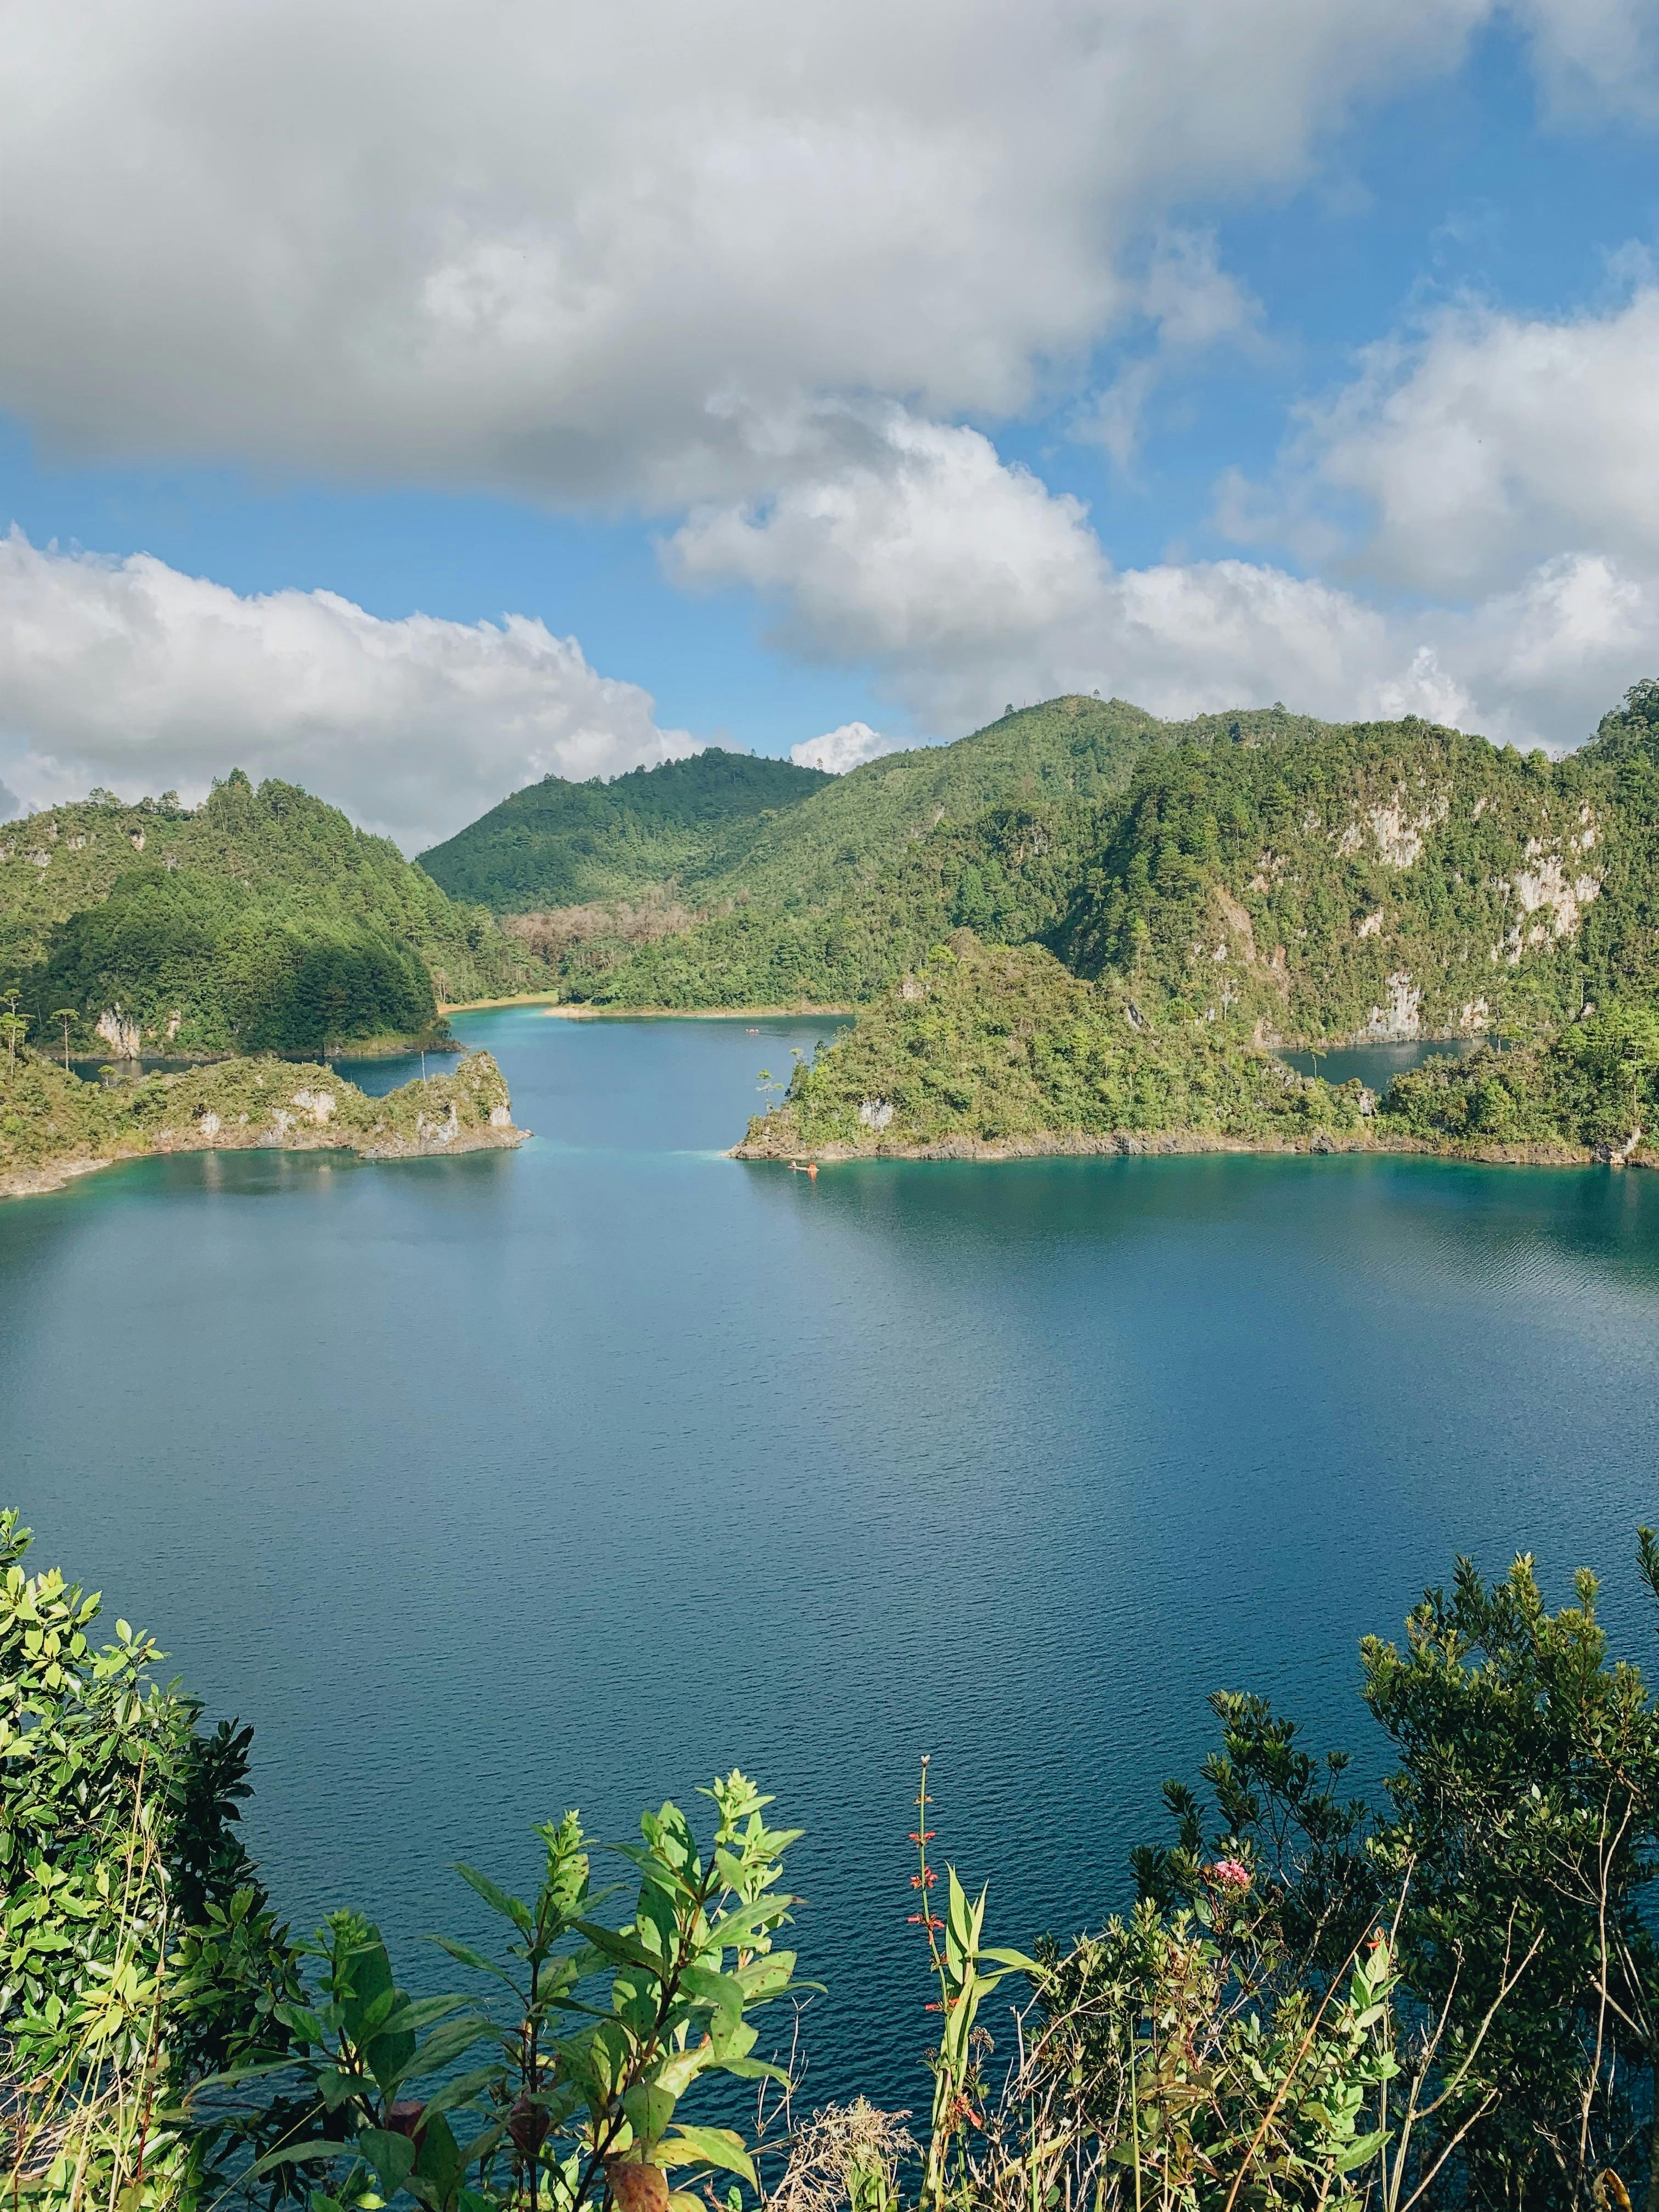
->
(5, 1005, 1659, 2100)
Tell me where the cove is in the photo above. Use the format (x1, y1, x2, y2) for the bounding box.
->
(4, 1003, 1659, 2107)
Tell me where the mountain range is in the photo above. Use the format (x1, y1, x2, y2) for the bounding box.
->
(8, 679, 1659, 1068)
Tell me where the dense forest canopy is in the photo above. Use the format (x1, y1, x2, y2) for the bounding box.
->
(11, 679, 1659, 1065)
(0, 771, 545, 1055)
(585, 682, 1659, 1036)
(416, 747, 832, 910)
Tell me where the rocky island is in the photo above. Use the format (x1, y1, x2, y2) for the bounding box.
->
(0, 1047, 526, 1200)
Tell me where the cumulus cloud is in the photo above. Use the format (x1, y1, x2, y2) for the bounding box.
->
(0, 531, 693, 851)
(0, 0, 1549, 506)
(668, 407, 1111, 685)
(1284, 283, 1659, 593)
(789, 722, 901, 774)
(0, 776, 20, 823)
(668, 405, 1659, 751)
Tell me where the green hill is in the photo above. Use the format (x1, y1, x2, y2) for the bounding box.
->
(738, 932, 1659, 1167)
(1053, 689, 1659, 1045)
(578, 698, 1342, 1007)
(0, 772, 546, 1058)
(608, 682, 1659, 1034)
(736, 681, 1659, 1163)
(416, 748, 832, 911)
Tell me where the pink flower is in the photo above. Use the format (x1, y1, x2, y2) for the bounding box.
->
(1207, 1858, 1252, 1892)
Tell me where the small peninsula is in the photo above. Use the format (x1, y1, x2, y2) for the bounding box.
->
(733, 935, 1658, 1170)
(0, 1047, 524, 1200)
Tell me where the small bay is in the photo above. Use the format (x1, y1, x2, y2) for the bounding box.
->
(4, 1005, 1659, 2103)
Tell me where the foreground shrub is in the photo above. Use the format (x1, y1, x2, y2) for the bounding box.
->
(12, 1515, 1659, 2212)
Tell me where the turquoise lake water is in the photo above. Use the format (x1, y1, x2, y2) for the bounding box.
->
(5, 1005, 1659, 2102)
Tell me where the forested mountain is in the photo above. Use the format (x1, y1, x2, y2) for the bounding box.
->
(417, 748, 832, 910)
(0, 772, 544, 1057)
(742, 682, 1659, 1165)
(597, 684, 1659, 1036)
(16, 676, 1659, 1069)
(1053, 712, 1642, 1044)
(548, 696, 1324, 1003)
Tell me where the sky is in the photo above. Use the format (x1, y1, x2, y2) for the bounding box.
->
(3, 0, 1659, 853)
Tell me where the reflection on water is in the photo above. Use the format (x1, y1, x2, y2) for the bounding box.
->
(69, 1054, 204, 1079)
(1280, 1037, 1480, 1092)
(4, 1006, 1658, 2107)
(65, 1048, 460, 1092)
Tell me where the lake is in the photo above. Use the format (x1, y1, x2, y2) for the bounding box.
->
(5, 1006, 1659, 2106)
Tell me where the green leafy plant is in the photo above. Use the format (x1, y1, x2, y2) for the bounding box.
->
(217, 1774, 808, 2212)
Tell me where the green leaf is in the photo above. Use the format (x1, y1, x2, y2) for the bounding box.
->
(709, 2055, 789, 2087)
(455, 1865, 533, 1936)
(359, 2128, 419, 2197)
(182, 2058, 307, 2104)
(380, 1994, 472, 2039)
(249, 2141, 345, 2179)
(573, 1920, 664, 1974)
(408, 2014, 493, 2077)
(415, 2066, 506, 2124)
(413, 2109, 466, 2194)
(706, 1895, 794, 1945)
(1332, 2129, 1391, 2175)
(979, 1946, 1039, 1974)
(656, 2045, 712, 2099)
(656, 2128, 757, 2185)
(424, 1937, 510, 1982)
(275, 2004, 332, 2047)
(622, 2080, 676, 2149)
(319, 2067, 370, 2111)
(679, 1963, 744, 2029)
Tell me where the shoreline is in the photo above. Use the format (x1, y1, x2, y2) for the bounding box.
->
(730, 1127, 1652, 1171)
(437, 994, 851, 1020)
(539, 1002, 852, 1022)
(0, 1122, 527, 1205)
(438, 984, 1492, 1049)
(69, 1032, 461, 1073)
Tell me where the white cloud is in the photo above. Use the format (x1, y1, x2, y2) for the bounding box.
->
(789, 722, 901, 774)
(668, 407, 1110, 685)
(0, 531, 693, 851)
(668, 404, 1659, 751)
(1511, 0, 1659, 119)
(1284, 284, 1659, 592)
(0, 0, 1525, 506)
(0, 775, 19, 823)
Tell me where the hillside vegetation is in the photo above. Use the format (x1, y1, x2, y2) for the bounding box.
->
(578, 698, 1329, 1005)
(1, 772, 546, 1056)
(691, 681, 1659, 1053)
(1054, 707, 1657, 1043)
(0, 1043, 522, 1197)
(417, 748, 831, 910)
(741, 934, 1659, 1166)
(738, 934, 1365, 1154)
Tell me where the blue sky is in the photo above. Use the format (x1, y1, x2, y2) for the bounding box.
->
(3, 0, 1658, 849)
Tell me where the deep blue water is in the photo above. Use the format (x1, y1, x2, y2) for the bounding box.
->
(5, 1006, 1659, 2106)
